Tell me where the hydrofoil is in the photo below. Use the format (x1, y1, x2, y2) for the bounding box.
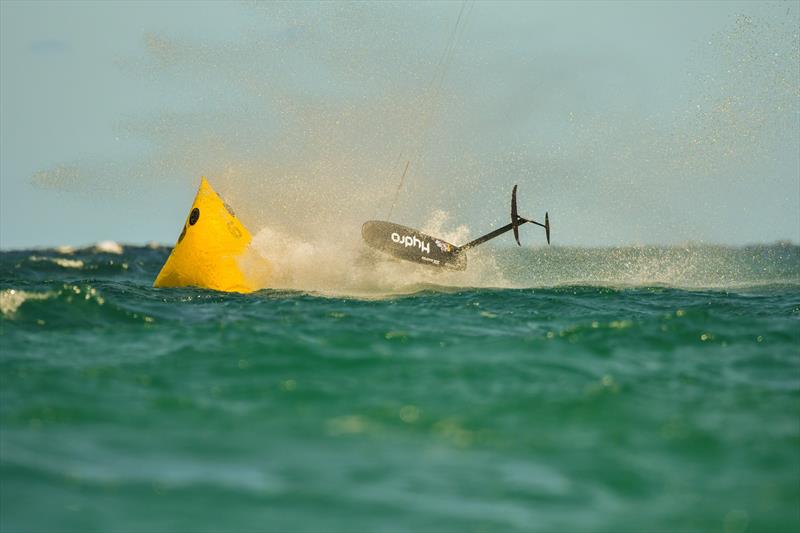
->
(362, 185, 550, 271)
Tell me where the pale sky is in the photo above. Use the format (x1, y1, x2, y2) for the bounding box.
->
(1, 0, 798, 248)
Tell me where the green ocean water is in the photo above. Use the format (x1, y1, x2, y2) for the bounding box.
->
(1, 243, 799, 532)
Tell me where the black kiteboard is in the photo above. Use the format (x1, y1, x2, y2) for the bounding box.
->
(362, 221, 467, 270)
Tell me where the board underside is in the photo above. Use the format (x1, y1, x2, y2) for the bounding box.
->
(361, 221, 467, 270)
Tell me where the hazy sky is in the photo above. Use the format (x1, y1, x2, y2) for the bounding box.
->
(1, 0, 798, 248)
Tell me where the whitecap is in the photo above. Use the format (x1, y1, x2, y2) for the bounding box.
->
(55, 245, 76, 254)
(52, 258, 84, 269)
(27, 256, 84, 269)
(94, 240, 124, 254)
(0, 289, 54, 317)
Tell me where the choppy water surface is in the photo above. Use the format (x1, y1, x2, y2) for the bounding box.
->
(1, 243, 798, 532)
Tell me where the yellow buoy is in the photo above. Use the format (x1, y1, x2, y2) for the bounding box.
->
(153, 177, 269, 293)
